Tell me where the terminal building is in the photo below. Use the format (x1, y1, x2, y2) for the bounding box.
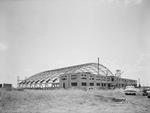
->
(19, 63, 137, 89)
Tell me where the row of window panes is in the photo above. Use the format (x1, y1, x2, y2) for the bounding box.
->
(71, 82, 77, 86)
(71, 82, 101, 86)
(71, 75, 77, 79)
(102, 77, 111, 81)
(96, 76, 100, 80)
(81, 74, 86, 79)
(116, 79, 136, 83)
(62, 75, 111, 81)
(61, 76, 67, 80)
(81, 75, 101, 80)
(89, 75, 94, 80)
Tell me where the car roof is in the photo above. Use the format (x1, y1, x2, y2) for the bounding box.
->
(125, 86, 135, 89)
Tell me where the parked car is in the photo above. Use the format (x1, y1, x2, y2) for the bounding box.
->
(124, 86, 137, 95)
(147, 90, 150, 98)
(142, 88, 150, 96)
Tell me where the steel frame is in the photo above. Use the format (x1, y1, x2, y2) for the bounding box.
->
(19, 63, 114, 89)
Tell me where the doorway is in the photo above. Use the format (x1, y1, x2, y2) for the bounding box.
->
(63, 83, 65, 88)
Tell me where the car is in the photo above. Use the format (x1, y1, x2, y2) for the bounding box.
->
(142, 88, 150, 96)
(147, 90, 150, 98)
(124, 86, 137, 95)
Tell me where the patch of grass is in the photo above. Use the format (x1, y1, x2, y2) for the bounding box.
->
(0, 88, 149, 113)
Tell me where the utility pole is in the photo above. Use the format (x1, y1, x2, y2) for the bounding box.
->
(98, 57, 102, 88)
(138, 78, 141, 88)
(17, 76, 19, 88)
(106, 70, 108, 89)
(98, 57, 99, 76)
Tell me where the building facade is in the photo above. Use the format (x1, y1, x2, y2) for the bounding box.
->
(19, 63, 137, 89)
(59, 72, 137, 89)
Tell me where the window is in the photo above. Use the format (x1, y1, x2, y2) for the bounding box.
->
(81, 74, 86, 79)
(71, 75, 77, 80)
(62, 76, 67, 80)
(107, 78, 110, 81)
(81, 82, 87, 86)
(96, 83, 100, 86)
(103, 83, 106, 86)
(89, 75, 94, 80)
(85, 72, 91, 74)
(90, 83, 94, 86)
(35, 80, 39, 83)
(53, 78, 57, 82)
(71, 82, 77, 86)
(96, 76, 100, 80)
(40, 80, 45, 83)
(102, 77, 106, 81)
(46, 79, 51, 83)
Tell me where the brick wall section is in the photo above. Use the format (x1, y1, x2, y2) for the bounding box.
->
(59, 73, 137, 89)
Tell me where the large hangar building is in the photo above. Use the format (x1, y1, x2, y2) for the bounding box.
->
(19, 63, 137, 89)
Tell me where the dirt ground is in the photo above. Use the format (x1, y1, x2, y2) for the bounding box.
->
(0, 88, 150, 113)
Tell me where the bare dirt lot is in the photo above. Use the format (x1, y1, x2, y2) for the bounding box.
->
(0, 88, 150, 113)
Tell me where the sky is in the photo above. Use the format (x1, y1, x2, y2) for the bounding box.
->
(0, 0, 150, 87)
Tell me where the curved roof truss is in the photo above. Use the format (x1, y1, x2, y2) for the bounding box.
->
(20, 63, 114, 84)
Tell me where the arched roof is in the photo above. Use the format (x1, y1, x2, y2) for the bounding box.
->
(20, 63, 114, 84)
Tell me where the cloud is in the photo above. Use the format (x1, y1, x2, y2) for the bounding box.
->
(0, 42, 8, 51)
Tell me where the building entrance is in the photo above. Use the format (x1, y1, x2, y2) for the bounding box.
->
(63, 83, 65, 88)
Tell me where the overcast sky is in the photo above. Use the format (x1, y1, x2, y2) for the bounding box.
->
(0, 0, 150, 87)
